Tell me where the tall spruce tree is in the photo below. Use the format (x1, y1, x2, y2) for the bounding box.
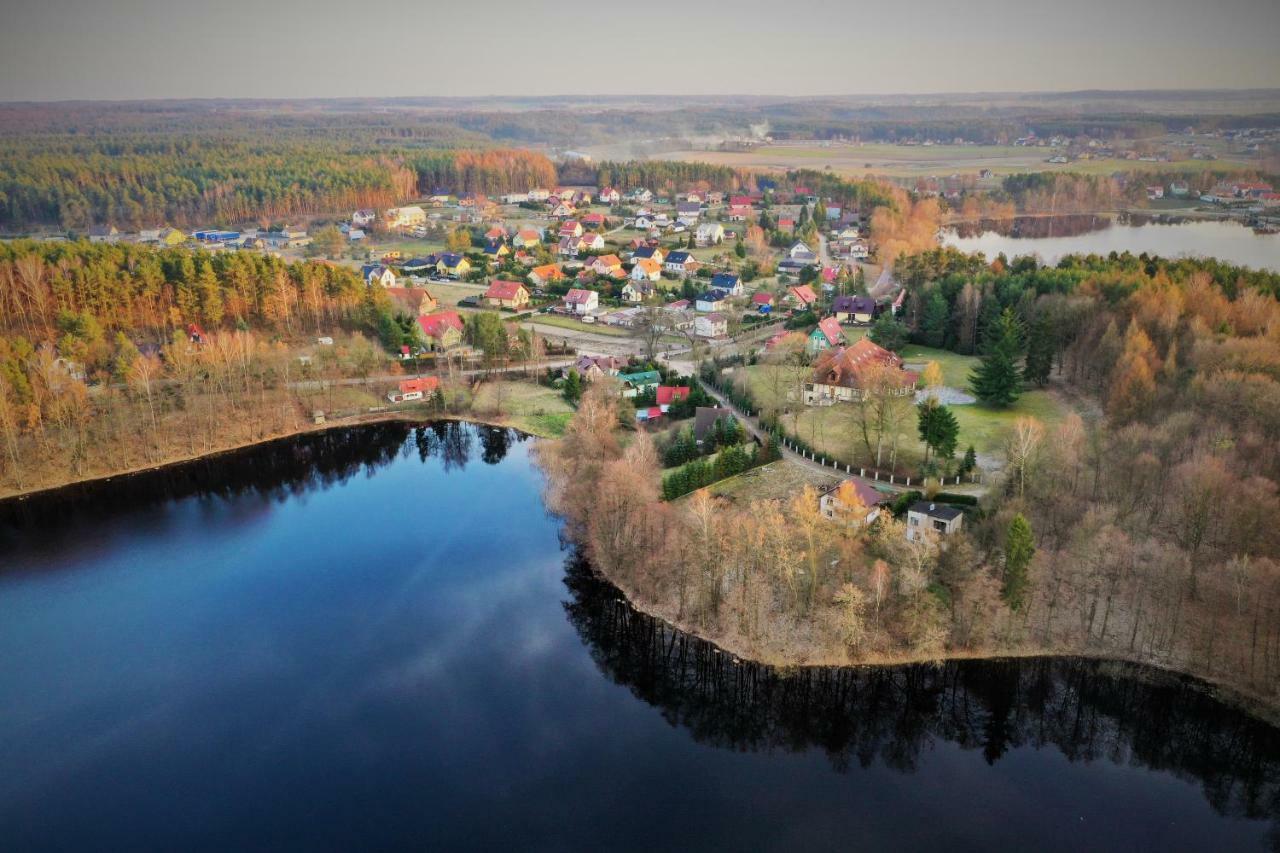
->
(1003, 514, 1035, 610)
(1024, 311, 1054, 387)
(969, 308, 1024, 407)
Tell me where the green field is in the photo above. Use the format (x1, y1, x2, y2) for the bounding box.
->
(471, 381, 575, 437)
(736, 343, 1070, 469)
(526, 314, 632, 337)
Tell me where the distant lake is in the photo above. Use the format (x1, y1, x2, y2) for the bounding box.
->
(942, 219, 1280, 272)
(1, 423, 1278, 851)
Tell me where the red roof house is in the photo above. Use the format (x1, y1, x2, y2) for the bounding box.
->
(656, 386, 691, 408)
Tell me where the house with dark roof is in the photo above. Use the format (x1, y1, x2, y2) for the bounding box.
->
(693, 407, 735, 443)
(906, 502, 965, 542)
(664, 251, 697, 276)
(803, 338, 916, 405)
(695, 290, 729, 312)
(831, 295, 878, 324)
(710, 272, 742, 296)
(819, 479, 889, 527)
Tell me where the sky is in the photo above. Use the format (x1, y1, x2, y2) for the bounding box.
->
(1, 0, 1278, 102)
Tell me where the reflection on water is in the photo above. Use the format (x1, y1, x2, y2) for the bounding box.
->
(563, 554, 1280, 831)
(942, 219, 1280, 272)
(1, 423, 1277, 851)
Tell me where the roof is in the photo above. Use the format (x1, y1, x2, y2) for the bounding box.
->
(703, 312, 726, 323)
(531, 264, 564, 279)
(485, 280, 527, 300)
(416, 311, 464, 339)
(752, 292, 774, 304)
(820, 478, 888, 508)
(564, 288, 598, 305)
(631, 246, 660, 259)
(656, 386, 690, 405)
(694, 406, 734, 440)
(711, 272, 740, 288)
(618, 370, 662, 387)
(789, 284, 818, 305)
(666, 251, 693, 264)
(398, 377, 440, 395)
(517, 229, 542, 240)
(697, 290, 727, 303)
(814, 316, 845, 346)
(832, 295, 877, 315)
(811, 339, 914, 389)
(634, 258, 662, 274)
(385, 287, 436, 313)
(593, 254, 622, 268)
(439, 253, 466, 267)
(909, 501, 964, 522)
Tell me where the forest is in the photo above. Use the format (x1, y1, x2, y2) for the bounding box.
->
(540, 247, 1280, 713)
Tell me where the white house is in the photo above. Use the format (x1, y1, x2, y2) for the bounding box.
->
(906, 502, 965, 542)
(819, 479, 887, 528)
(664, 251, 696, 275)
(621, 280, 654, 303)
(386, 206, 427, 229)
(695, 312, 728, 339)
(352, 209, 376, 227)
(695, 290, 729, 312)
(563, 288, 600, 315)
(695, 222, 725, 246)
(363, 265, 397, 288)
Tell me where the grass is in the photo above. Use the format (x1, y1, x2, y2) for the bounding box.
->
(526, 314, 632, 337)
(898, 344, 975, 388)
(471, 381, 575, 437)
(707, 459, 843, 504)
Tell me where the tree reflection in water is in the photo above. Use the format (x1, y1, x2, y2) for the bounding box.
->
(562, 553, 1280, 836)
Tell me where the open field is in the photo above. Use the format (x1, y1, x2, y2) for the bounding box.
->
(651, 142, 1258, 179)
(527, 314, 633, 337)
(470, 381, 575, 437)
(735, 342, 1071, 470)
(707, 459, 844, 504)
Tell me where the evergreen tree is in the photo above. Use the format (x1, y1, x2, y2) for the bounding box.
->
(917, 396, 960, 465)
(919, 290, 949, 348)
(869, 312, 909, 352)
(969, 309, 1024, 407)
(1024, 310, 1054, 387)
(562, 370, 582, 405)
(1003, 514, 1035, 610)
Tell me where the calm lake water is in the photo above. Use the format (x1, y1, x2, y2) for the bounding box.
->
(1, 423, 1278, 852)
(942, 219, 1280, 272)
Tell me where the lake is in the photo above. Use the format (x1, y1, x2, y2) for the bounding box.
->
(941, 219, 1280, 272)
(1, 423, 1278, 852)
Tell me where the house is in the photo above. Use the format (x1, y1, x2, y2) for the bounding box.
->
(831, 295, 878, 324)
(807, 316, 847, 355)
(621, 279, 654, 302)
(87, 224, 119, 243)
(528, 189, 551, 202)
(631, 258, 663, 282)
(787, 284, 819, 309)
(483, 280, 531, 310)
(362, 264, 397, 288)
(514, 228, 543, 248)
(563, 288, 599, 315)
(664, 251, 698, 276)
(352, 209, 376, 227)
(676, 202, 702, 223)
(695, 222, 725, 246)
(710, 272, 742, 296)
(695, 312, 728, 339)
(387, 376, 440, 404)
(695, 290, 729, 312)
(568, 354, 625, 381)
(386, 206, 427, 229)
(581, 212, 606, 229)
(589, 254, 624, 278)
(906, 502, 965, 542)
(416, 311, 465, 351)
(386, 287, 438, 317)
(803, 338, 917, 405)
(559, 220, 584, 239)
(727, 204, 753, 221)
(1169, 181, 1190, 197)
(628, 188, 654, 203)
(482, 242, 510, 260)
(635, 405, 665, 423)
(788, 241, 817, 262)
(617, 370, 662, 397)
(598, 187, 621, 205)
(655, 386, 691, 411)
(693, 406, 735, 443)
(631, 245, 665, 264)
(819, 479, 888, 527)
(501, 192, 529, 204)
(579, 232, 606, 251)
(558, 236, 584, 257)
(550, 201, 577, 218)
(752, 292, 775, 313)
(437, 253, 471, 279)
(529, 264, 566, 287)
(1146, 185, 1165, 200)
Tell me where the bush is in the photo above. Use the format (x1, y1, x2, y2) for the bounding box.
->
(933, 492, 979, 506)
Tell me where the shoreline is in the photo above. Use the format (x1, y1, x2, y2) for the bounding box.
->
(4, 414, 1276, 727)
(0, 407, 553, 506)
(590, 542, 1280, 728)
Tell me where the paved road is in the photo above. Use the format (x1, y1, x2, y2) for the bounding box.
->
(694, 379, 908, 493)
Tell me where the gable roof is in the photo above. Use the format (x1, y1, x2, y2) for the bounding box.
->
(710, 272, 740, 289)
(909, 501, 964, 522)
(811, 338, 915, 389)
(398, 377, 440, 395)
(666, 251, 693, 264)
(697, 290, 728, 303)
(634, 258, 662, 274)
(531, 263, 564, 279)
(814, 316, 845, 346)
(752, 292, 775, 304)
(820, 478, 888, 508)
(416, 311, 464, 339)
(789, 284, 818, 305)
(564, 288, 598, 305)
(656, 386, 691, 406)
(484, 280, 527, 300)
(694, 406, 734, 440)
(832, 295, 877, 315)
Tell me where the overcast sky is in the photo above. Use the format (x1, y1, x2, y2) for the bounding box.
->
(2, 0, 1278, 101)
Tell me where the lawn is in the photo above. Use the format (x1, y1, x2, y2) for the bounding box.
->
(526, 314, 633, 337)
(471, 381, 575, 437)
(707, 459, 844, 505)
(898, 344, 976, 388)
